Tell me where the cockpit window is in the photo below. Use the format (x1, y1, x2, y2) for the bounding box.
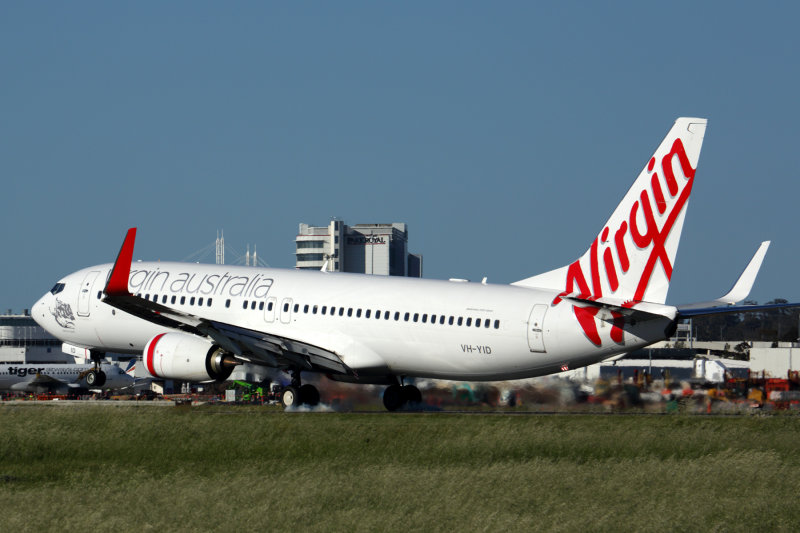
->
(49, 283, 66, 295)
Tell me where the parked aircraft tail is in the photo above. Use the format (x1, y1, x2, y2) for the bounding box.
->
(513, 117, 708, 306)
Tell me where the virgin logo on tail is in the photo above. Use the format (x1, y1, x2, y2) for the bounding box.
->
(554, 137, 698, 346)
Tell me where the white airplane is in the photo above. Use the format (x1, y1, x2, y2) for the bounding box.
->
(0, 363, 132, 394)
(30, 118, 791, 410)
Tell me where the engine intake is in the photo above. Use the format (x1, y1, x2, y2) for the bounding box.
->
(144, 332, 237, 382)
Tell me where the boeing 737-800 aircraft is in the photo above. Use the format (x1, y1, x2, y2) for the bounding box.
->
(31, 118, 789, 410)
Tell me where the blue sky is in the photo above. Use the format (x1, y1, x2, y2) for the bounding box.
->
(2, 1, 798, 312)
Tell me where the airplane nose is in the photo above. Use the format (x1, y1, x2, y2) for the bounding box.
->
(31, 294, 51, 331)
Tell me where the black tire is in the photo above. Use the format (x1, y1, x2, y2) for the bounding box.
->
(383, 384, 404, 411)
(281, 386, 299, 408)
(85, 370, 98, 386)
(402, 385, 422, 406)
(299, 384, 320, 406)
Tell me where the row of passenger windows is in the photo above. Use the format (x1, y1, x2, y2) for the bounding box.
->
(98, 290, 501, 329)
(247, 300, 501, 329)
(98, 291, 216, 308)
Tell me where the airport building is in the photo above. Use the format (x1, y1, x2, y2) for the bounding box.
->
(296, 221, 422, 277)
(0, 311, 71, 363)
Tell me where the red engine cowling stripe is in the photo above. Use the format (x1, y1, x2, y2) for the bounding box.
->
(146, 333, 167, 377)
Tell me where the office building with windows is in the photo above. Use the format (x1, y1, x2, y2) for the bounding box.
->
(296, 221, 422, 277)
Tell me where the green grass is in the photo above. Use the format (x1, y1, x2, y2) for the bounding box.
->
(2, 405, 800, 532)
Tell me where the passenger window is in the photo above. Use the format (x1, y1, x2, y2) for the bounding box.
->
(356, 309, 362, 318)
(457, 317, 463, 326)
(304, 305, 309, 313)
(430, 314, 436, 324)
(313, 305, 318, 315)
(242, 301, 248, 309)
(97, 291, 102, 299)
(449, 316, 454, 325)
(494, 320, 500, 329)
(485, 319, 490, 328)
(385, 311, 390, 320)
(330, 306, 336, 315)
(347, 308, 353, 317)
(365, 310, 371, 319)
(404, 312, 410, 322)
(180, 296, 186, 305)
(162, 295, 168, 304)
(283, 303, 289, 312)
(251, 301, 256, 310)
(294, 304, 299, 313)
(208, 298, 213, 307)
(225, 299, 231, 308)
(422, 314, 427, 323)
(198, 297, 204, 306)
(466, 318, 472, 327)
(268, 302, 273, 311)
(259, 302, 264, 311)
(439, 316, 445, 325)
(394, 312, 399, 321)
(145, 294, 150, 300)
(171, 295, 176, 304)
(322, 306, 327, 314)
(339, 308, 344, 316)
(475, 318, 481, 328)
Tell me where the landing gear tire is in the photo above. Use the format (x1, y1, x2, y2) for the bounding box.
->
(86, 370, 106, 387)
(383, 384, 404, 411)
(299, 384, 320, 407)
(281, 386, 300, 408)
(402, 385, 422, 407)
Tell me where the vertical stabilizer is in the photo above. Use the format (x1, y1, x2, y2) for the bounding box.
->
(513, 117, 707, 306)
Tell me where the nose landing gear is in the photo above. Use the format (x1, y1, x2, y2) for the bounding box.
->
(85, 352, 107, 387)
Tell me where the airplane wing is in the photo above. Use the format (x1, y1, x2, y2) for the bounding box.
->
(27, 373, 65, 388)
(676, 241, 800, 318)
(101, 229, 352, 376)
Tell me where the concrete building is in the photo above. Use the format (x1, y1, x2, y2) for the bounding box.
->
(0, 311, 72, 363)
(749, 343, 800, 377)
(296, 221, 422, 276)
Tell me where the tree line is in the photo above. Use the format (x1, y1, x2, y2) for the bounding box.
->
(689, 299, 799, 342)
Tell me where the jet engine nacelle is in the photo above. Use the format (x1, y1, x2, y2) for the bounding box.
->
(143, 332, 236, 382)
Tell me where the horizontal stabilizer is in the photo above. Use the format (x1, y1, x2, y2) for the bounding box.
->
(562, 295, 678, 321)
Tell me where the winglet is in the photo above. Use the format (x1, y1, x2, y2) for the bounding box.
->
(715, 241, 770, 305)
(678, 241, 770, 311)
(105, 228, 137, 296)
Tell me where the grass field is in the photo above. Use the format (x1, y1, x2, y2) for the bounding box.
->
(2, 404, 800, 532)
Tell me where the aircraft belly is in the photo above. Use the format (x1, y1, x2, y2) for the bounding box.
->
(361, 331, 545, 381)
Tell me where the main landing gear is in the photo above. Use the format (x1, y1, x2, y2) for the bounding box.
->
(383, 382, 422, 412)
(85, 352, 107, 387)
(280, 370, 320, 408)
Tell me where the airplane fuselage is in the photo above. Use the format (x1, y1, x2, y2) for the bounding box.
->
(32, 262, 671, 382)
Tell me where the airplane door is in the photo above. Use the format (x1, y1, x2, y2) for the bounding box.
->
(280, 298, 293, 324)
(77, 270, 101, 317)
(527, 304, 548, 352)
(264, 297, 277, 323)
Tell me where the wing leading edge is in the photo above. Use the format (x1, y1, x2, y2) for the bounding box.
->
(101, 228, 352, 377)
